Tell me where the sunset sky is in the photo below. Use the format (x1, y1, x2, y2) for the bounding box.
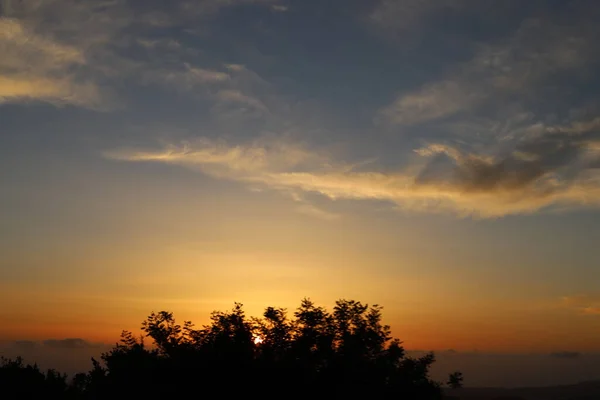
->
(2, 0, 600, 369)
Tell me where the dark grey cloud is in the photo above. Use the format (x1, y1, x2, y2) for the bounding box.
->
(550, 351, 582, 359)
(42, 338, 102, 349)
(456, 137, 583, 194)
(12, 340, 37, 350)
(0, 339, 112, 377)
(416, 117, 600, 201)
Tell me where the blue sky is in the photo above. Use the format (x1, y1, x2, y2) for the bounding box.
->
(4, 0, 599, 218)
(2, 0, 600, 380)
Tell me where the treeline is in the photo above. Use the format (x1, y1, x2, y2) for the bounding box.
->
(1, 298, 462, 399)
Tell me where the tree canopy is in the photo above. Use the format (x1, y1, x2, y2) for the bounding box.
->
(1, 298, 462, 399)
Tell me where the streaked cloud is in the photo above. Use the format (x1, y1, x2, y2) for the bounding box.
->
(145, 63, 231, 92)
(179, 64, 230, 84)
(377, 8, 598, 127)
(105, 136, 329, 178)
(13, 340, 37, 350)
(215, 89, 267, 110)
(0, 17, 104, 107)
(562, 295, 600, 316)
(370, 0, 462, 34)
(377, 80, 482, 126)
(0, 0, 146, 108)
(43, 338, 102, 349)
(0, 339, 112, 377)
(295, 203, 340, 221)
(106, 114, 600, 218)
(136, 38, 182, 50)
(550, 351, 582, 359)
(179, 0, 284, 16)
(0, 0, 286, 109)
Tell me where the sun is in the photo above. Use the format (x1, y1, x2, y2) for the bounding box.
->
(253, 335, 264, 344)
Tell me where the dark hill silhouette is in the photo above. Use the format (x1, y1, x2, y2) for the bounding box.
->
(444, 380, 600, 400)
(0, 298, 462, 399)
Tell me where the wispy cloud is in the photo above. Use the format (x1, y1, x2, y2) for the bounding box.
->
(550, 351, 582, 359)
(377, 80, 482, 126)
(0, 0, 142, 109)
(370, 0, 462, 35)
(136, 38, 182, 50)
(0, 0, 286, 109)
(180, 0, 284, 15)
(377, 10, 598, 127)
(106, 114, 600, 219)
(370, 3, 600, 218)
(105, 136, 329, 177)
(562, 295, 600, 316)
(43, 338, 103, 349)
(294, 203, 340, 221)
(146, 63, 231, 92)
(181, 64, 230, 84)
(213, 89, 269, 119)
(0, 17, 104, 108)
(271, 5, 288, 12)
(7, 0, 600, 220)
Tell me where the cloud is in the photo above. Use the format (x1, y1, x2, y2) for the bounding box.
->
(295, 204, 340, 221)
(550, 351, 582, 359)
(140, 60, 273, 122)
(181, 64, 230, 84)
(377, 80, 482, 126)
(147, 63, 230, 91)
(42, 338, 102, 349)
(0, 0, 144, 109)
(0, 17, 104, 108)
(415, 117, 600, 194)
(105, 115, 600, 219)
(12, 340, 37, 350)
(377, 10, 598, 126)
(0, 0, 284, 109)
(0, 339, 112, 376)
(224, 64, 247, 72)
(106, 136, 329, 178)
(105, 137, 341, 219)
(562, 295, 600, 306)
(180, 0, 283, 16)
(562, 295, 600, 316)
(136, 38, 182, 50)
(471, 18, 594, 91)
(370, 0, 462, 34)
(213, 89, 269, 117)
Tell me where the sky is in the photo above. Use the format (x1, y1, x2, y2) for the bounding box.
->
(1, 0, 600, 385)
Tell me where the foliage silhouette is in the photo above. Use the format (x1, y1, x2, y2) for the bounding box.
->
(1, 298, 462, 399)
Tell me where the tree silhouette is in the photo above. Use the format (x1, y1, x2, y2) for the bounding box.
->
(448, 371, 464, 389)
(0, 356, 69, 399)
(1, 298, 463, 399)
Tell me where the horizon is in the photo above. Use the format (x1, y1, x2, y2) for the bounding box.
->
(3, 298, 600, 389)
(2, 0, 600, 389)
